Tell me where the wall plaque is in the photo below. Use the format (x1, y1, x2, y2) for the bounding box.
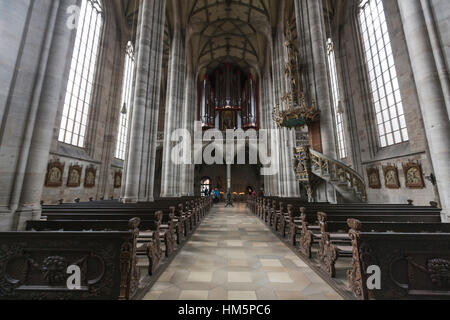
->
(403, 161, 425, 189)
(67, 164, 82, 188)
(45, 160, 64, 187)
(114, 171, 122, 189)
(84, 167, 97, 188)
(383, 165, 400, 189)
(367, 167, 381, 189)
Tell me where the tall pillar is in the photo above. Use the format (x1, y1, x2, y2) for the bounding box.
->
(272, 0, 300, 198)
(295, 0, 337, 202)
(180, 56, 196, 196)
(398, 0, 450, 221)
(264, 41, 280, 197)
(7, 0, 78, 230)
(124, 0, 166, 202)
(304, 0, 336, 158)
(161, 0, 186, 198)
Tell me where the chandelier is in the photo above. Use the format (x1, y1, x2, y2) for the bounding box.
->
(272, 24, 320, 129)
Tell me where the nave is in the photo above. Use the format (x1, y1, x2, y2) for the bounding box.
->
(143, 204, 342, 300)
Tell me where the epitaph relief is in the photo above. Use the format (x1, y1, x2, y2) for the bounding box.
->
(114, 171, 122, 189)
(403, 162, 425, 189)
(45, 160, 65, 187)
(383, 165, 400, 189)
(84, 167, 97, 188)
(67, 165, 82, 188)
(367, 168, 381, 189)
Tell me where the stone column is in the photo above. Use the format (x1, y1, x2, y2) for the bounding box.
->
(304, 0, 337, 159)
(6, 0, 78, 230)
(161, 0, 186, 198)
(265, 40, 280, 197)
(180, 56, 196, 196)
(272, 0, 300, 198)
(398, 0, 450, 221)
(295, 0, 337, 202)
(124, 0, 166, 202)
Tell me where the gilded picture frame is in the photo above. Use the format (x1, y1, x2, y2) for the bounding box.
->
(114, 171, 122, 189)
(403, 162, 425, 189)
(383, 165, 400, 189)
(67, 164, 82, 188)
(367, 167, 381, 189)
(45, 160, 65, 187)
(84, 167, 97, 188)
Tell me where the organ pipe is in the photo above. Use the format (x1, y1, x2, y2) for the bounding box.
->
(199, 64, 258, 129)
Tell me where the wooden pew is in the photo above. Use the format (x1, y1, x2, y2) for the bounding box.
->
(27, 213, 167, 276)
(40, 209, 176, 260)
(286, 204, 442, 248)
(296, 206, 442, 260)
(310, 212, 449, 278)
(41, 197, 212, 246)
(0, 219, 141, 300)
(347, 219, 450, 300)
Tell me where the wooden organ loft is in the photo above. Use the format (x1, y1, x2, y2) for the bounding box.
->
(199, 64, 259, 131)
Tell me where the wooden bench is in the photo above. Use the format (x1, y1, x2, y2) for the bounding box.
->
(286, 204, 442, 248)
(40, 209, 176, 261)
(304, 212, 448, 278)
(0, 219, 142, 300)
(26, 213, 167, 276)
(347, 219, 450, 300)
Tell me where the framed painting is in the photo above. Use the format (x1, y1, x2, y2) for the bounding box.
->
(84, 166, 97, 188)
(45, 160, 64, 187)
(367, 167, 381, 189)
(383, 165, 400, 189)
(67, 164, 82, 188)
(403, 162, 425, 189)
(114, 171, 122, 189)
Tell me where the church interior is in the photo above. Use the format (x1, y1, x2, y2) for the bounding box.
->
(0, 0, 449, 301)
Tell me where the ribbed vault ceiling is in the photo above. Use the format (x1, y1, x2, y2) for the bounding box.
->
(185, 0, 273, 73)
(116, 0, 347, 74)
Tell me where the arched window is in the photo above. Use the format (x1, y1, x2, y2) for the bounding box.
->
(115, 41, 135, 160)
(358, 0, 408, 147)
(327, 38, 347, 159)
(59, 0, 103, 148)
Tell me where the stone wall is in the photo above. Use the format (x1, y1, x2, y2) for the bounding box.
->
(42, 1, 128, 204)
(334, 0, 438, 206)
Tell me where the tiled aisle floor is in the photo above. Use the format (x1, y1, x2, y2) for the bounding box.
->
(143, 203, 342, 300)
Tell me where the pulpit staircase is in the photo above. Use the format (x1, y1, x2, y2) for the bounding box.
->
(309, 149, 367, 203)
(294, 147, 367, 203)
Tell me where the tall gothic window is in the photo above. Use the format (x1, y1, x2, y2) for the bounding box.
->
(59, 0, 103, 148)
(115, 42, 135, 160)
(327, 39, 347, 159)
(359, 0, 408, 147)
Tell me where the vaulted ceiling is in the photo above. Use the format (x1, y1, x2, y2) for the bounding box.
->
(115, 0, 347, 74)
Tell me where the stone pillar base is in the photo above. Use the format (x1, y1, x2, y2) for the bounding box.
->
(0, 208, 13, 232)
(12, 205, 42, 231)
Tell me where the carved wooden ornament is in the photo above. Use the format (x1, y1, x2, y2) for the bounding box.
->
(45, 160, 64, 187)
(403, 161, 425, 189)
(367, 167, 381, 189)
(84, 167, 97, 188)
(67, 165, 82, 188)
(383, 165, 400, 189)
